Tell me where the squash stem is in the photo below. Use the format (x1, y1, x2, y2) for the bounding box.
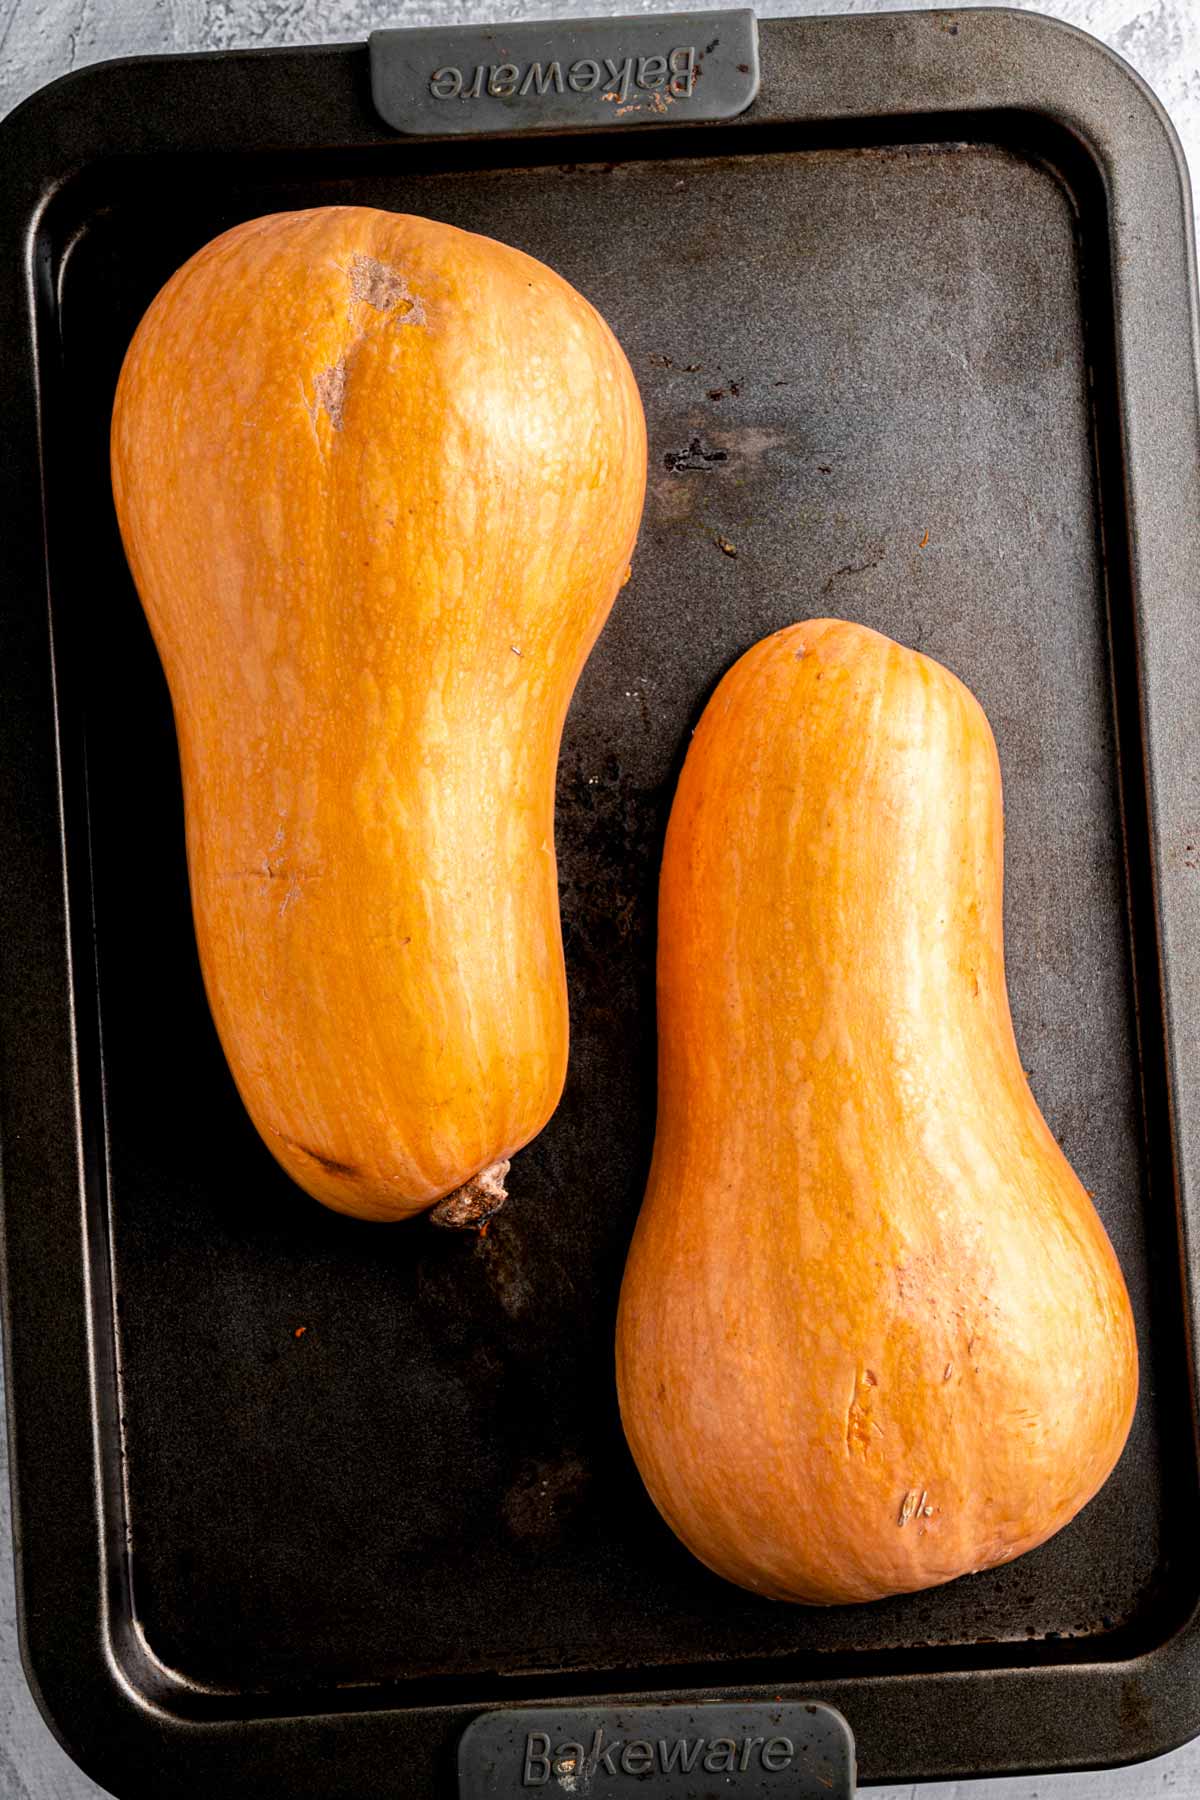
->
(429, 1159, 510, 1230)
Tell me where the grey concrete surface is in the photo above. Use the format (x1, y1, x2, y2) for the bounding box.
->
(1, 0, 1198, 1794)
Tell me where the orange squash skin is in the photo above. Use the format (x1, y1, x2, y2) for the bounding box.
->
(111, 207, 646, 1220)
(616, 618, 1137, 1604)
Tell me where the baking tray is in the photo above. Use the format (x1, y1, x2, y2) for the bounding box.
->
(1, 7, 1199, 1795)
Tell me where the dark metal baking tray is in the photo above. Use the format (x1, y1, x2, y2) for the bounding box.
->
(1, 8, 1199, 1796)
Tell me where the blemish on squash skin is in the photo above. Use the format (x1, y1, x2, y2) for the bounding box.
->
(310, 357, 347, 430)
(348, 253, 426, 325)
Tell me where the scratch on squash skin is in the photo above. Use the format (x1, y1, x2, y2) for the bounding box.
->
(220, 862, 324, 886)
(898, 1487, 928, 1527)
(845, 1366, 883, 1454)
(280, 1136, 360, 1179)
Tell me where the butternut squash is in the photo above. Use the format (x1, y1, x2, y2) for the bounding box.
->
(111, 207, 646, 1221)
(616, 618, 1137, 1604)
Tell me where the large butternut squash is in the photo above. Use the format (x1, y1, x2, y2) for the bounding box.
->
(617, 618, 1137, 1604)
(111, 207, 646, 1221)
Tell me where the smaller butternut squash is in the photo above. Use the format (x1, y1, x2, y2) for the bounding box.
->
(617, 618, 1137, 1605)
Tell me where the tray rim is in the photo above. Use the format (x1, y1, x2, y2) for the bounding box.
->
(2, 6, 1199, 1793)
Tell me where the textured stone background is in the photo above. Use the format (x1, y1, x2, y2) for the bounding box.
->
(1, 0, 1198, 1795)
